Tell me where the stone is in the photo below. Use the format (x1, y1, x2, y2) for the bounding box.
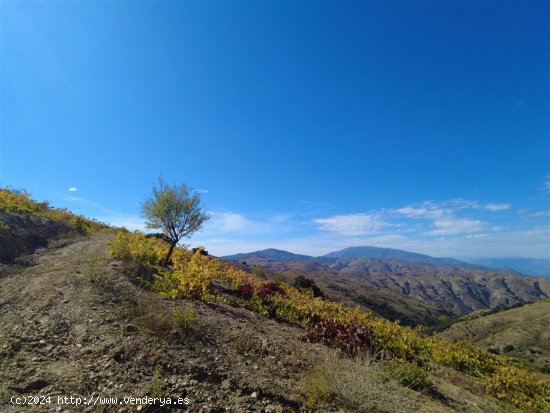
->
(124, 324, 138, 333)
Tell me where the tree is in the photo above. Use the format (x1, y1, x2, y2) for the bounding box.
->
(142, 178, 210, 266)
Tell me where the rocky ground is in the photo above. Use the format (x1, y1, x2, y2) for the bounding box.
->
(0, 233, 338, 412)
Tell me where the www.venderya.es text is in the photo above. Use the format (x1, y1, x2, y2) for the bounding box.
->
(10, 395, 190, 407)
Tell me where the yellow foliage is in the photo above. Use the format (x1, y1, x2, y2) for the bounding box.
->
(109, 231, 169, 266)
(0, 187, 108, 235)
(486, 366, 550, 412)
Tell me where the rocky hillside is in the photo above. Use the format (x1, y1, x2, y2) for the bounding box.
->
(226, 254, 550, 318)
(0, 188, 108, 262)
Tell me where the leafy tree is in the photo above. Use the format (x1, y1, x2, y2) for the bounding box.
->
(142, 178, 210, 266)
(293, 275, 325, 298)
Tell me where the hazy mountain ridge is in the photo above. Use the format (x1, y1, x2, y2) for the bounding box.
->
(222, 248, 313, 262)
(465, 257, 550, 278)
(222, 248, 550, 317)
(323, 246, 477, 268)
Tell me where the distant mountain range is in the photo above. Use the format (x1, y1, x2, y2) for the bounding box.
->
(222, 246, 550, 322)
(223, 246, 549, 278)
(324, 246, 473, 267)
(223, 248, 312, 262)
(464, 257, 550, 278)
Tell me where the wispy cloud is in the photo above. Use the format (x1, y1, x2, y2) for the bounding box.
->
(484, 203, 510, 211)
(202, 211, 297, 237)
(98, 215, 146, 231)
(67, 187, 77, 192)
(212, 213, 265, 234)
(544, 174, 550, 193)
(396, 205, 444, 220)
(430, 218, 486, 235)
(314, 213, 384, 236)
(196, 189, 209, 194)
(396, 200, 491, 235)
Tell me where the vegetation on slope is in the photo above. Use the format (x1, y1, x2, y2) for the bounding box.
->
(110, 231, 550, 412)
(437, 299, 550, 374)
(0, 188, 110, 262)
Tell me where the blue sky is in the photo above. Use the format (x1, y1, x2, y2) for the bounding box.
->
(1, 1, 549, 258)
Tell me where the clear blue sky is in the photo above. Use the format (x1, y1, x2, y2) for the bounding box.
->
(1, 1, 549, 258)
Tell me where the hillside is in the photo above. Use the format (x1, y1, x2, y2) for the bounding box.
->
(0, 234, 339, 412)
(0, 188, 109, 262)
(437, 299, 550, 374)
(1, 234, 519, 412)
(230, 259, 453, 326)
(225, 254, 550, 319)
(1, 189, 549, 412)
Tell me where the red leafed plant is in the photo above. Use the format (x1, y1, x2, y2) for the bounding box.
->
(258, 281, 286, 303)
(235, 283, 255, 300)
(305, 318, 390, 358)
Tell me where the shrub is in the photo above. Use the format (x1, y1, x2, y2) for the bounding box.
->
(109, 231, 169, 267)
(485, 366, 550, 412)
(258, 281, 286, 303)
(305, 318, 384, 358)
(71, 216, 92, 236)
(432, 340, 505, 378)
(235, 283, 254, 300)
(293, 275, 325, 298)
(172, 305, 195, 330)
(299, 364, 332, 410)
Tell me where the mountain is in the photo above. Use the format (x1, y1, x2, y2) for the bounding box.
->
(437, 299, 550, 374)
(223, 250, 550, 319)
(324, 246, 474, 267)
(222, 248, 313, 262)
(465, 257, 550, 278)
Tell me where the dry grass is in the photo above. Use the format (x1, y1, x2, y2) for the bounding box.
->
(123, 291, 195, 335)
(438, 299, 550, 373)
(81, 246, 106, 282)
(299, 354, 426, 413)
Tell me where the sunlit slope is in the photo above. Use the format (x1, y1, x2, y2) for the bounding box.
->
(438, 299, 550, 373)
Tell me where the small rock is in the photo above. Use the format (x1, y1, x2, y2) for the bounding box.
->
(250, 391, 258, 399)
(124, 324, 138, 333)
(11, 341, 22, 352)
(265, 404, 283, 413)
